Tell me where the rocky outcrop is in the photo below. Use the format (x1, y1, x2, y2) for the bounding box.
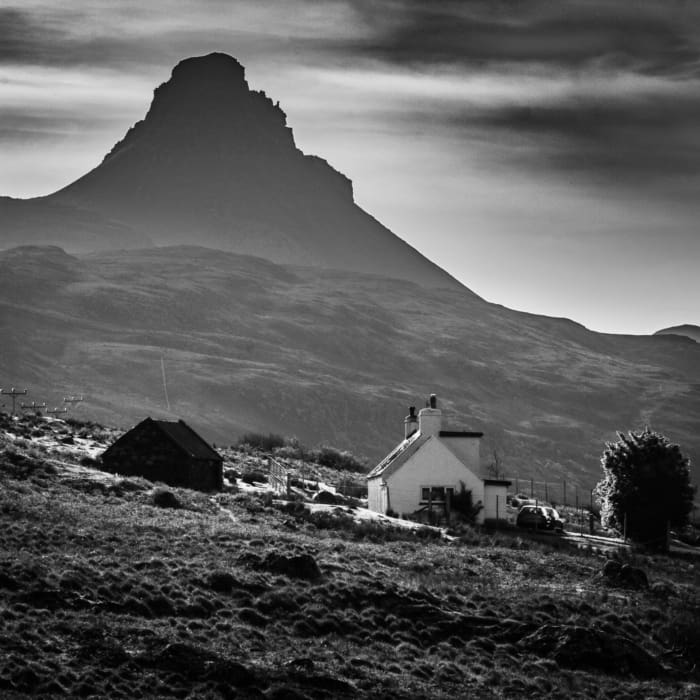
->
(519, 624, 664, 678)
(601, 560, 649, 589)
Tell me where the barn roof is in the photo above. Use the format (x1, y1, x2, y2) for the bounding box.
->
(150, 419, 222, 461)
(366, 431, 431, 480)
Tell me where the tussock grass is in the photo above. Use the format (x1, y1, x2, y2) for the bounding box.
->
(1, 416, 700, 698)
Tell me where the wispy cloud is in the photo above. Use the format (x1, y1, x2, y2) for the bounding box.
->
(343, 0, 700, 75)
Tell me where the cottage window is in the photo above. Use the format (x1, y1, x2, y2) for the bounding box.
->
(420, 486, 454, 503)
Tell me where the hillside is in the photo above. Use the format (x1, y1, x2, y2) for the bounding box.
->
(0, 197, 150, 252)
(655, 325, 700, 344)
(1, 413, 699, 699)
(1, 245, 699, 492)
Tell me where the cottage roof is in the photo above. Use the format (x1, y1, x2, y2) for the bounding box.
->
(150, 419, 222, 461)
(366, 431, 431, 480)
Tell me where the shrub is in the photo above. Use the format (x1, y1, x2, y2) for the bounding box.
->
(273, 445, 302, 460)
(241, 471, 267, 486)
(237, 432, 285, 452)
(152, 488, 181, 509)
(309, 445, 368, 473)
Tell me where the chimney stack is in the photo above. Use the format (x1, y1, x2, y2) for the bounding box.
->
(418, 394, 442, 436)
(404, 406, 418, 439)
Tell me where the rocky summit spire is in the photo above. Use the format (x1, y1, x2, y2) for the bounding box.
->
(103, 53, 296, 164)
(46, 53, 461, 289)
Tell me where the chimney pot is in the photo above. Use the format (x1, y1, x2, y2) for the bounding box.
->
(404, 405, 418, 439)
(429, 394, 437, 409)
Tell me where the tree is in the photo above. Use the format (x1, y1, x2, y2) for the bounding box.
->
(595, 428, 696, 549)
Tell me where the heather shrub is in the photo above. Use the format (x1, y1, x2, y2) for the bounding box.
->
(241, 470, 267, 486)
(237, 432, 285, 452)
(308, 445, 368, 473)
(152, 487, 181, 509)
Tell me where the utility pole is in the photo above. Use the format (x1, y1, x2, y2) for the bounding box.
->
(46, 407, 68, 418)
(63, 395, 84, 410)
(0, 387, 28, 415)
(21, 402, 47, 414)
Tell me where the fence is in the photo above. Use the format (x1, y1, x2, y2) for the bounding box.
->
(268, 457, 290, 497)
(504, 476, 597, 511)
(336, 476, 367, 499)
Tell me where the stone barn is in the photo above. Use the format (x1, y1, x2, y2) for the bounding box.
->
(101, 418, 223, 491)
(367, 395, 510, 524)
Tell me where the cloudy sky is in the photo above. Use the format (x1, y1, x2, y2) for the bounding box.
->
(1, 0, 699, 334)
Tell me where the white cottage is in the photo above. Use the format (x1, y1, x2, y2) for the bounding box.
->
(367, 395, 509, 524)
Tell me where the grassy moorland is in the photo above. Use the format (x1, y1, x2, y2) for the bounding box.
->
(3, 243, 700, 491)
(1, 415, 699, 699)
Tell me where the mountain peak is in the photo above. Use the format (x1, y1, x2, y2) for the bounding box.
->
(103, 52, 293, 164)
(38, 53, 462, 289)
(171, 52, 246, 82)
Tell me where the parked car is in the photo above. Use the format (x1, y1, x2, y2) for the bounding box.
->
(541, 507, 565, 533)
(510, 493, 537, 509)
(516, 505, 562, 532)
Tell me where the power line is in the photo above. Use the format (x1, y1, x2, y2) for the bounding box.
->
(63, 395, 84, 409)
(0, 387, 28, 415)
(46, 407, 68, 418)
(21, 402, 47, 414)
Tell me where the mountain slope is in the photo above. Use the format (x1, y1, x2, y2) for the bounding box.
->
(4, 53, 460, 290)
(2, 245, 698, 490)
(655, 325, 700, 343)
(0, 196, 150, 252)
